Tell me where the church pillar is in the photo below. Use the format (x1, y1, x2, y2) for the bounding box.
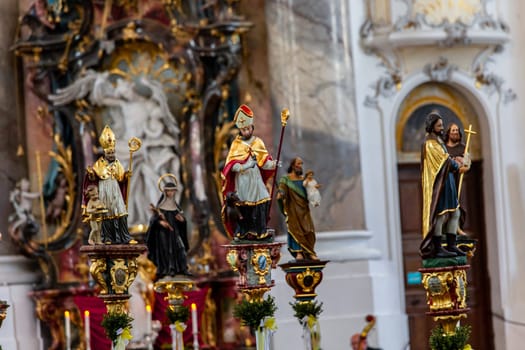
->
(264, 1, 408, 349)
(0, 1, 43, 349)
(0, 0, 25, 252)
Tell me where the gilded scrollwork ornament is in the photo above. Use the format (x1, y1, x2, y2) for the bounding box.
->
(89, 257, 108, 294)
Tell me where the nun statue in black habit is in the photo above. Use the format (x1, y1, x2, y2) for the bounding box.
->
(145, 176, 190, 279)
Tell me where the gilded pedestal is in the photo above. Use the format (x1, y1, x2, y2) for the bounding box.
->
(279, 260, 329, 303)
(80, 244, 147, 345)
(280, 260, 329, 350)
(224, 241, 283, 301)
(420, 263, 470, 335)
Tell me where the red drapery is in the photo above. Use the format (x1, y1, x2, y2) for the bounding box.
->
(74, 286, 209, 350)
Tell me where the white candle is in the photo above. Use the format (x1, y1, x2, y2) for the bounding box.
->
(191, 303, 199, 350)
(146, 304, 152, 334)
(84, 310, 91, 350)
(64, 310, 71, 350)
(170, 324, 177, 350)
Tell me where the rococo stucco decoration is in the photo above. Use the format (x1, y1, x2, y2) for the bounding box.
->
(361, 0, 514, 108)
(423, 57, 458, 82)
(393, 0, 508, 33)
(413, 0, 482, 26)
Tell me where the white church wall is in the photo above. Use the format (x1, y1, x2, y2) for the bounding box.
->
(353, 0, 525, 347)
(0, 255, 42, 350)
(488, 1, 525, 348)
(271, 246, 408, 350)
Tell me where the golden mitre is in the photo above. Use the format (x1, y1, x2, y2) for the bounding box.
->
(99, 125, 116, 151)
(234, 104, 254, 129)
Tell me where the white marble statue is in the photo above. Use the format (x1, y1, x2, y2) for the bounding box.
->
(8, 178, 41, 232)
(50, 71, 182, 228)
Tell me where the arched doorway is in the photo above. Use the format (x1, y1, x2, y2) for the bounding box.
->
(395, 83, 494, 349)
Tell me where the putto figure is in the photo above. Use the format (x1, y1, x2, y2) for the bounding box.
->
(221, 104, 277, 240)
(83, 125, 139, 244)
(145, 176, 190, 279)
(278, 157, 318, 261)
(420, 111, 469, 259)
(83, 185, 107, 245)
(303, 170, 321, 208)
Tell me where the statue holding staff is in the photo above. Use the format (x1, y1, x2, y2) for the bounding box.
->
(83, 125, 141, 244)
(420, 111, 470, 258)
(221, 105, 279, 240)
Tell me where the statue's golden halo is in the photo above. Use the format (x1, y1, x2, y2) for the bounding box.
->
(157, 173, 178, 192)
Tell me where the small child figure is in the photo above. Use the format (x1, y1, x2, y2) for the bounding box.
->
(83, 185, 107, 245)
(303, 170, 321, 207)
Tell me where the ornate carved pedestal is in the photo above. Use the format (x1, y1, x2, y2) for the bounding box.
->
(224, 241, 283, 301)
(155, 277, 196, 307)
(224, 239, 283, 350)
(420, 262, 470, 335)
(154, 277, 195, 350)
(80, 244, 147, 345)
(279, 260, 329, 303)
(280, 260, 329, 350)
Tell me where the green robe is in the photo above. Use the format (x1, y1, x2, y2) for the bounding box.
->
(278, 175, 316, 257)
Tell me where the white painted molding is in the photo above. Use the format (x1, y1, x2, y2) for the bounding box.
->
(364, 29, 508, 49)
(276, 230, 382, 262)
(0, 255, 40, 285)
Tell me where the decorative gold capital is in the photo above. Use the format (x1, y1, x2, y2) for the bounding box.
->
(433, 314, 467, 336)
(240, 287, 271, 303)
(104, 300, 129, 315)
(155, 279, 195, 306)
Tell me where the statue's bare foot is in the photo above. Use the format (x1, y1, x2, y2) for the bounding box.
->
(295, 252, 304, 260)
(309, 254, 320, 261)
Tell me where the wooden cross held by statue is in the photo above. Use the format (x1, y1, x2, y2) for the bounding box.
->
(457, 124, 477, 199)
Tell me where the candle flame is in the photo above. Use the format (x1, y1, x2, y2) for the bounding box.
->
(64, 310, 70, 318)
(84, 310, 90, 317)
(146, 304, 152, 312)
(191, 303, 197, 311)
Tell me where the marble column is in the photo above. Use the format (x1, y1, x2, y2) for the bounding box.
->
(266, 0, 364, 232)
(0, 0, 25, 253)
(0, 1, 45, 349)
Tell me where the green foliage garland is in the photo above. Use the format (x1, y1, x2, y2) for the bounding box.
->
(166, 305, 190, 324)
(233, 295, 277, 330)
(429, 324, 471, 350)
(101, 312, 134, 342)
(290, 301, 323, 324)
